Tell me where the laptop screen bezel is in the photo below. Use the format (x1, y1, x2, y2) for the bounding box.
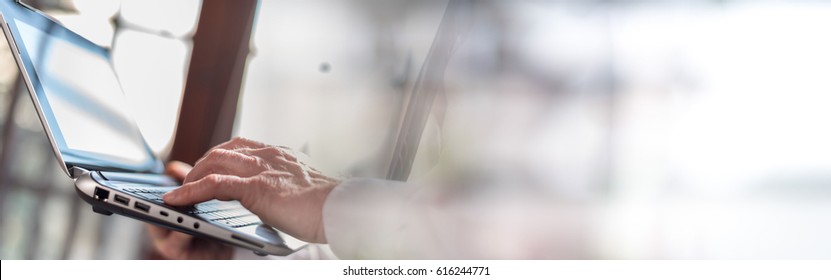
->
(0, 1, 163, 175)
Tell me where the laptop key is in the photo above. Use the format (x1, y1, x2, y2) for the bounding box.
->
(122, 185, 262, 228)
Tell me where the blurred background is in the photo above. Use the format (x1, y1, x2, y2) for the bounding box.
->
(1, 0, 830, 259)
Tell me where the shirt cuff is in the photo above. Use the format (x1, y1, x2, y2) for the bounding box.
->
(322, 178, 414, 259)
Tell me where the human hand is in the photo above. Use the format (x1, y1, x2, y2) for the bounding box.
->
(163, 137, 341, 243)
(146, 161, 233, 259)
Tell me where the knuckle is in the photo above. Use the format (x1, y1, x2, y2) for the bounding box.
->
(232, 137, 256, 147)
(214, 148, 232, 157)
(265, 146, 283, 158)
(205, 149, 223, 160)
(237, 152, 257, 163)
(250, 155, 265, 167)
(251, 175, 271, 187)
(204, 174, 223, 184)
(277, 146, 294, 155)
(276, 176, 289, 187)
(244, 175, 264, 188)
(208, 149, 243, 162)
(240, 178, 268, 206)
(194, 153, 212, 166)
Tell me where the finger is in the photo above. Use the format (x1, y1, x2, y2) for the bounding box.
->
(164, 174, 252, 206)
(213, 137, 269, 152)
(190, 137, 269, 169)
(157, 231, 194, 259)
(258, 169, 314, 189)
(185, 149, 264, 183)
(147, 224, 193, 259)
(228, 149, 305, 182)
(236, 147, 308, 174)
(165, 161, 192, 183)
(312, 177, 335, 186)
(235, 147, 332, 182)
(272, 159, 308, 181)
(275, 146, 298, 162)
(146, 224, 171, 241)
(306, 168, 332, 180)
(192, 148, 239, 169)
(285, 150, 327, 176)
(235, 146, 296, 163)
(235, 146, 325, 178)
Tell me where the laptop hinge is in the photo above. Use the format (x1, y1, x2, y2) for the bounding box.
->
(68, 166, 90, 179)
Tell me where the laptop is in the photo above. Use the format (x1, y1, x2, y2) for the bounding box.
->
(0, 0, 293, 256)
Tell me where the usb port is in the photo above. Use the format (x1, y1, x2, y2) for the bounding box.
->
(134, 202, 150, 213)
(114, 194, 130, 206)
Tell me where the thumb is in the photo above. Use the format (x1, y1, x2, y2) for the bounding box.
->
(165, 161, 193, 183)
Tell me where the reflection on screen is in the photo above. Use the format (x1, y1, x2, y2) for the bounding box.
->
(15, 19, 150, 165)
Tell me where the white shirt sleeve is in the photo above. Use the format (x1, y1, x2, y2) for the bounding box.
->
(322, 178, 440, 259)
(321, 178, 599, 259)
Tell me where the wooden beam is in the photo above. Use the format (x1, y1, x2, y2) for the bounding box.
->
(169, 0, 259, 165)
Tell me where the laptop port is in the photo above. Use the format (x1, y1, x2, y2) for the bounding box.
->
(114, 194, 130, 206)
(134, 202, 150, 213)
(160, 211, 169, 217)
(93, 188, 110, 202)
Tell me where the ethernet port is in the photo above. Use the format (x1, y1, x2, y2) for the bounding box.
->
(94, 188, 110, 202)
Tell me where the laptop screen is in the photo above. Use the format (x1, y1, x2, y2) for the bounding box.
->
(15, 19, 151, 165)
(1, 1, 161, 175)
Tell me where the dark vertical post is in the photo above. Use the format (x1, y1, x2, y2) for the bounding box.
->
(169, 0, 259, 165)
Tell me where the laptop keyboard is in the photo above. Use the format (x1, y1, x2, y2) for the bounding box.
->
(122, 186, 262, 228)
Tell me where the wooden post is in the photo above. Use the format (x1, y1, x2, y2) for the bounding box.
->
(169, 0, 259, 165)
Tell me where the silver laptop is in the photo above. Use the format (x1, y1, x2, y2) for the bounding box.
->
(0, 0, 293, 256)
